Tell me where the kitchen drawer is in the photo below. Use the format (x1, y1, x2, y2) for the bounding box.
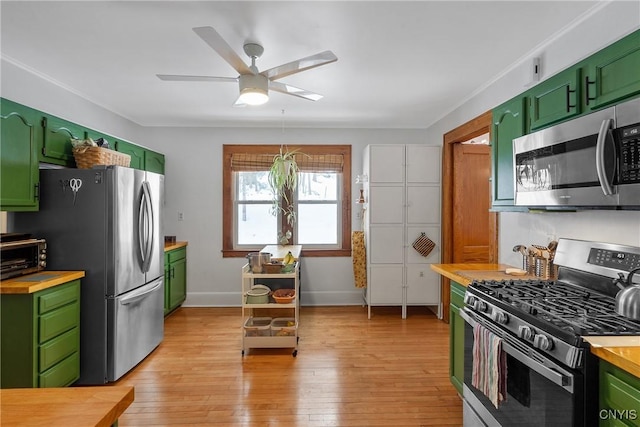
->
(39, 351, 79, 388)
(38, 301, 79, 343)
(37, 280, 80, 314)
(600, 362, 640, 426)
(167, 247, 186, 263)
(39, 327, 79, 372)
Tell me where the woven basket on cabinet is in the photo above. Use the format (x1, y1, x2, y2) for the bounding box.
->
(73, 146, 131, 169)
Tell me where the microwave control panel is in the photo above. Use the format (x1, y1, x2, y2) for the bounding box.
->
(619, 123, 639, 184)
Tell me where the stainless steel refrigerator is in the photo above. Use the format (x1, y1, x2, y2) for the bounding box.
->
(10, 166, 164, 384)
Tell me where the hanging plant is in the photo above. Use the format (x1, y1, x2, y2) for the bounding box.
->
(268, 146, 302, 233)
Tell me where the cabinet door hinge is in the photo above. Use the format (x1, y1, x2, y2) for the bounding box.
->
(41, 117, 47, 127)
(34, 183, 40, 201)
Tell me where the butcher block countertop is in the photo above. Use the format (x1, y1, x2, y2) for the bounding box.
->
(430, 263, 531, 286)
(0, 386, 134, 426)
(585, 338, 640, 378)
(164, 241, 188, 252)
(0, 271, 85, 294)
(432, 263, 640, 379)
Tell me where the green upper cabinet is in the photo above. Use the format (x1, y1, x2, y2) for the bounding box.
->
(116, 140, 165, 174)
(145, 150, 165, 174)
(491, 96, 526, 208)
(116, 139, 145, 170)
(1, 99, 40, 211)
(41, 115, 85, 167)
(583, 29, 640, 112)
(528, 67, 581, 131)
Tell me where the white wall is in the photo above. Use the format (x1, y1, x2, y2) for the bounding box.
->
(425, 0, 640, 267)
(141, 126, 429, 306)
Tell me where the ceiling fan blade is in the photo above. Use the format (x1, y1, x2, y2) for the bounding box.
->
(156, 74, 238, 83)
(269, 81, 323, 101)
(192, 26, 253, 75)
(233, 96, 248, 108)
(262, 50, 337, 81)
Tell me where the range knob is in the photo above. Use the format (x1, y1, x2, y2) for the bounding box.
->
(518, 325, 534, 341)
(491, 310, 509, 324)
(533, 334, 554, 351)
(463, 294, 476, 306)
(476, 300, 488, 312)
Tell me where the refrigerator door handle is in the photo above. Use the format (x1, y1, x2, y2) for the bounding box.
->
(120, 279, 163, 305)
(138, 185, 147, 269)
(139, 181, 155, 273)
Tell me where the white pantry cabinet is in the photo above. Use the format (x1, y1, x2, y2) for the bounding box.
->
(363, 144, 442, 319)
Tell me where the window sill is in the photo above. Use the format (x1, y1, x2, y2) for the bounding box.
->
(222, 249, 352, 258)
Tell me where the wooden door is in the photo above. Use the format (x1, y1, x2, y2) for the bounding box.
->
(452, 143, 495, 263)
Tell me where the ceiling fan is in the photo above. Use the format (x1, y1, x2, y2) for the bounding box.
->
(157, 26, 338, 106)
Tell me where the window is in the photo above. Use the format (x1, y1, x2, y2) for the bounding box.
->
(223, 145, 351, 257)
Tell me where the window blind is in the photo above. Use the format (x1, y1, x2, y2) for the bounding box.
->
(231, 152, 344, 173)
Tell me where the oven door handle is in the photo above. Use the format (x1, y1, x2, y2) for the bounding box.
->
(460, 308, 573, 392)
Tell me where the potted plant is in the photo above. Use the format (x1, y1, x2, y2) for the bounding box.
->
(268, 146, 301, 244)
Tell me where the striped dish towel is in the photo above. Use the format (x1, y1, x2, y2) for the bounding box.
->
(472, 323, 507, 408)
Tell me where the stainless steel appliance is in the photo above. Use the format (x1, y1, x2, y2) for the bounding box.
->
(513, 97, 640, 209)
(0, 233, 47, 279)
(461, 238, 640, 426)
(10, 166, 164, 384)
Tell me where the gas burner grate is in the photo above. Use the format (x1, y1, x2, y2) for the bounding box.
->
(470, 279, 640, 336)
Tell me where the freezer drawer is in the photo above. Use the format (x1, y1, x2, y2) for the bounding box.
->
(107, 278, 164, 381)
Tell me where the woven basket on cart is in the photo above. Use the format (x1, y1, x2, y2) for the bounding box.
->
(73, 146, 131, 169)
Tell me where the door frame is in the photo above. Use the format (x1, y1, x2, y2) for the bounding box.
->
(441, 110, 496, 323)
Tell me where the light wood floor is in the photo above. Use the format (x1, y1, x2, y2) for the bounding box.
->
(115, 306, 463, 426)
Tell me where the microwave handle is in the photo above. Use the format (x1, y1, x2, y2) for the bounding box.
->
(596, 118, 615, 196)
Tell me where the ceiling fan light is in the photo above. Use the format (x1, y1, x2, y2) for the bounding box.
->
(238, 74, 269, 105)
(238, 88, 269, 105)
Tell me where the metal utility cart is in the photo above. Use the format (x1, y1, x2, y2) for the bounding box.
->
(241, 245, 301, 357)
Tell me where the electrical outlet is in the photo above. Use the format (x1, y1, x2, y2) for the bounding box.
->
(419, 271, 424, 277)
(356, 211, 362, 220)
(178, 212, 184, 221)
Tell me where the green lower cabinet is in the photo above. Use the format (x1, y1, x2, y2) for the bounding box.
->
(1, 280, 81, 388)
(600, 360, 640, 427)
(0, 98, 40, 211)
(450, 281, 466, 395)
(164, 246, 187, 315)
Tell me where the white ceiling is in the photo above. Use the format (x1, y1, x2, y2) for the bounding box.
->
(1, 1, 601, 129)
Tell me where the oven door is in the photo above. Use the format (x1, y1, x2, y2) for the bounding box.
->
(460, 308, 588, 427)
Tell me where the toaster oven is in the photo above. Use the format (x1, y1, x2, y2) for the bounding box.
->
(0, 233, 47, 280)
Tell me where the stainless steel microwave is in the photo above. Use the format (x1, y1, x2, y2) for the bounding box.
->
(513, 97, 640, 209)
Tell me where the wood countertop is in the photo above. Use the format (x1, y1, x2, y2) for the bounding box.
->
(0, 385, 134, 426)
(585, 338, 640, 378)
(431, 263, 640, 379)
(165, 241, 188, 252)
(430, 263, 525, 286)
(0, 271, 85, 294)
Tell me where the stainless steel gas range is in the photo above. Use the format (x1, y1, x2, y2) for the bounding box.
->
(460, 238, 640, 427)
